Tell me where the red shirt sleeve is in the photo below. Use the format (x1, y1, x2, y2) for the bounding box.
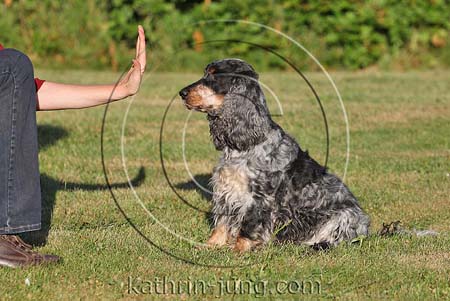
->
(34, 78, 45, 91)
(0, 43, 46, 91)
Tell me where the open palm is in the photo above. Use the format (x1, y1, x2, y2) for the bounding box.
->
(119, 25, 146, 96)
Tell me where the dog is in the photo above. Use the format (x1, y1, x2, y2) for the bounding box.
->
(179, 58, 370, 252)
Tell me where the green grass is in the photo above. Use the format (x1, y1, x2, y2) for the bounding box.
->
(1, 69, 449, 300)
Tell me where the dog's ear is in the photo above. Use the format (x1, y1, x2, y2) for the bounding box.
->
(208, 91, 271, 151)
(207, 116, 227, 150)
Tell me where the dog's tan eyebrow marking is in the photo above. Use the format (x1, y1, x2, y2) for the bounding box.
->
(207, 67, 216, 74)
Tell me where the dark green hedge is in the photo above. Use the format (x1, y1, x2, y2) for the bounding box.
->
(1, 0, 449, 71)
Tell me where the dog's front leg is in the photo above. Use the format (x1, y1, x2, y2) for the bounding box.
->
(206, 224, 230, 247)
(233, 206, 273, 253)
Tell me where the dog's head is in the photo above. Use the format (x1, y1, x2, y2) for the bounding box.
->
(179, 59, 273, 151)
(179, 58, 260, 113)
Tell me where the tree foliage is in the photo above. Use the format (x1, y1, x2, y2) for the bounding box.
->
(1, 0, 449, 70)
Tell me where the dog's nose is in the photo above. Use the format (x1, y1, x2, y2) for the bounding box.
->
(179, 89, 188, 99)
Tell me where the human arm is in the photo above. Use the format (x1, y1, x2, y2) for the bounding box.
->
(36, 25, 146, 111)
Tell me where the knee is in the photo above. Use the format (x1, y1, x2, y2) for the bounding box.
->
(0, 48, 34, 77)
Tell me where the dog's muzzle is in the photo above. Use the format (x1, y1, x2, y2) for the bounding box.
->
(179, 87, 196, 110)
(179, 88, 189, 99)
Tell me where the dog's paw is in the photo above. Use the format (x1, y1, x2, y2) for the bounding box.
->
(206, 225, 229, 247)
(233, 237, 254, 253)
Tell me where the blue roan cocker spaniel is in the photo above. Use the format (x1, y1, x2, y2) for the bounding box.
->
(179, 59, 370, 252)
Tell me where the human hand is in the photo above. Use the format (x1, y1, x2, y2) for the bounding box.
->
(36, 26, 147, 110)
(118, 25, 146, 96)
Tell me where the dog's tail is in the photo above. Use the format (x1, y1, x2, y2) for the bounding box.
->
(309, 220, 437, 252)
(378, 220, 438, 237)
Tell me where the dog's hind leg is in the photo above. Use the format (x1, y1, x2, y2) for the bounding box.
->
(304, 209, 370, 247)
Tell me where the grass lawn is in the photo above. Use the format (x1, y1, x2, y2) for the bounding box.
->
(1, 69, 449, 300)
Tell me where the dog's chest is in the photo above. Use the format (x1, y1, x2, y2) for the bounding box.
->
(213, 164, 250, 196)
(211, 163, 256, 224)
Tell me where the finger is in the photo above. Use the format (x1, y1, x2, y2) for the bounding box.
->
(137, 25, 146, 73)
(135, 26, 145, 58)
(135, 26, 141, 59)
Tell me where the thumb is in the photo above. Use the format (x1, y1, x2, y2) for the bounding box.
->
(132, 59, 143, 75)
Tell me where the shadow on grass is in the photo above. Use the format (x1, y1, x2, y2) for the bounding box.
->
(175, 173, 214, 227)
(21, 125, 146, 246)
(174, 173, 213, 202)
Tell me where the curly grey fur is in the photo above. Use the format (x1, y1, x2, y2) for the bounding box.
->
(180, 58, 370, 249)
